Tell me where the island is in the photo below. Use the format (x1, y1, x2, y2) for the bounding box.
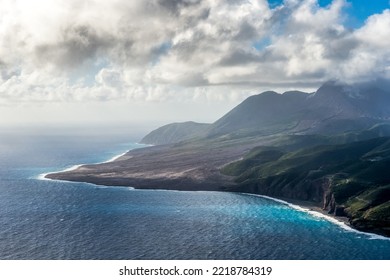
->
(47, 81, 390, 237)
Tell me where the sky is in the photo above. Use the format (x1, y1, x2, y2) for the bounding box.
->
(0, 0, 389, 127)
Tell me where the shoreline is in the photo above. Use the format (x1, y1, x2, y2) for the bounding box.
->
(40, 165, 390, 240)
(38, 142, 148, 181)
(38, 144, 389, 240)
(245, 193, 390, 241)
(37, 164, 84, 181)
(100, 143, 153, 164)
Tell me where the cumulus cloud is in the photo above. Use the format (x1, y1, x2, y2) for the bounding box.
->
(346, 10, 390, 80)
(0, 0, 389, 107)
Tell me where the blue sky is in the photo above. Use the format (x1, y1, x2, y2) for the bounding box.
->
(335, 0, 389, 27)
(344, 0, 390, 26)
(269, 0, 389, 27)
(0, 0, 389, 125)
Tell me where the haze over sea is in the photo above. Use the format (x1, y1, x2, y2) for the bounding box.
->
(0, 126, 389, 260)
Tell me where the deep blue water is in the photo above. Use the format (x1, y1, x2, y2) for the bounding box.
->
(0, 126, 389, 260)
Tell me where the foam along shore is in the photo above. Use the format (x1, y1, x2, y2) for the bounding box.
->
(102, 150, 129, 163)
(100, 143, 152, 164)
(36, 143, 153, 181)
(37, 144, 147, 181)
(101, 142, 153, 163)
(39, 155, 123, 181)
(37, 164, 84, 181)
(40, 158, 390, 240)
(39, 140, 390, 239)
(244, 193, 390, 241)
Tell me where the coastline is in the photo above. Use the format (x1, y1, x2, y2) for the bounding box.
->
(39, 143, 390, 240)
(100, 143, 153, 164)
(38, 142, 148, 181)
(37, 164, 84, 181)
(245, 193, 390, 240)
(41, 163, 390, 240)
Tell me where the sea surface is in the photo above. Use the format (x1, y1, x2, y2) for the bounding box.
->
(0, 125, 389, 260)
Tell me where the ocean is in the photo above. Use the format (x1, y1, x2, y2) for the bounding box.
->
(0, 125, 389, 260)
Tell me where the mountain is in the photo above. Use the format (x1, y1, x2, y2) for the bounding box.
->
(142, 81, 390, 145)
(212, 80, 390, 137)
(207, 90, 309, 136)
(310, 81, 390, 119)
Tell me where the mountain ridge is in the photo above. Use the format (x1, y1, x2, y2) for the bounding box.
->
(141, 80, 390, 145)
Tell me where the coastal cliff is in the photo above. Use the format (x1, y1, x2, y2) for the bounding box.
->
(222, 138, 390, 236)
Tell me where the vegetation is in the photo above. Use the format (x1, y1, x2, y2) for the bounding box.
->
(222, 136, 390, 235)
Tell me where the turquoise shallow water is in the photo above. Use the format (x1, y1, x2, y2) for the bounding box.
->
(0, 127, 389, 259)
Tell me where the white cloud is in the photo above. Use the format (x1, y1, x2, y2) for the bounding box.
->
(0, 0, 389, 124)
(334, 9, 390, 81)
(355, 10, 390, 49)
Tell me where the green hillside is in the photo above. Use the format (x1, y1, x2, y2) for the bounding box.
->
(222, 137, 390, 235)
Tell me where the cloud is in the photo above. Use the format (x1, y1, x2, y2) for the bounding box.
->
(96, 68, 123, 88)
(334, 9, 390, 81)
(354, 10, 390, 49)
(0, 0, 389, 108)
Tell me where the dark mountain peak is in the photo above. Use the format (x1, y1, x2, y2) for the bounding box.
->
(239, 89, 308, 107)
(310, 80, 390, 119)
(283, 90, 309, 97)
(210, 80, 390, 137)
(314, 80, 389, 100)
(313, 80, 346, 97)
(208, 90, 308, 136)
(256, 90, 279, 97)
(244, 91, 280, 103)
